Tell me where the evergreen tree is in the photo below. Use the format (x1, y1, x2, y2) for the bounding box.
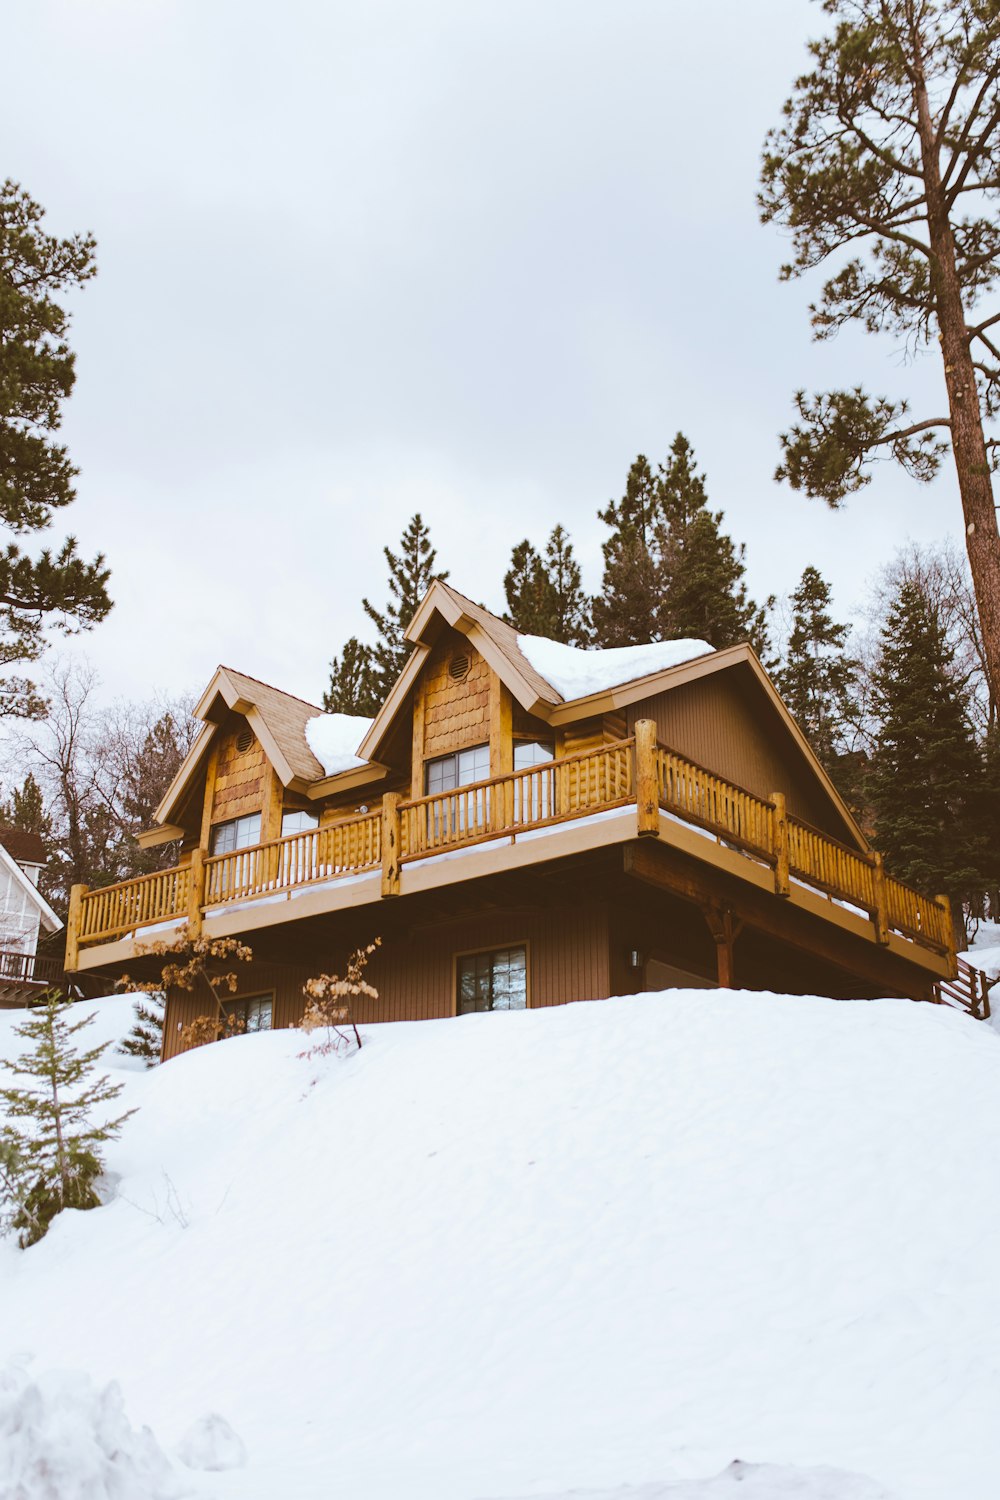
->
(0, 772, 50, 840)
(117, 991, 164, 1068)
(503, 540, 551, 636)
(0, 182, 112, 717)
(0, 994, 134, 1246)
(775, 566, 857, 771)
(868, 580, 987, 930)
(544, 525, 591, 646)
(760, 0, 1000, 700)
(362, 514, 447, 698)
(593, 436, 770, 652)
(323, 637, 380, 716)
(504, 527, 591, 644)
(655, 435, 771, 653)
(592, 456, 662, 646)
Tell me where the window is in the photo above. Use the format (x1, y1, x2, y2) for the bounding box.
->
(424, 744, 491, 839)
(223, 993, 273, 1034)
(513, 740, 554, 770)
(281, 809, 319, 837)
(513, 740, 555, 820)
(210, 813, 262, 856)
(457, 946, 527, 1014)
(424, 743, 491, 795)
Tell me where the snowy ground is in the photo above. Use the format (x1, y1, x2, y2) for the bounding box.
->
(1, 988, 1000, 1499)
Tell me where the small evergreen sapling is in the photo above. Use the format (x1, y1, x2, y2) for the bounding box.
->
(117, 990, 164, 1067)
(0, 994, 134, 1246)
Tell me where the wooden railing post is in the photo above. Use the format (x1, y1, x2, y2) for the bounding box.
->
(635, 720, 659, 836)
(771, 792, 790, 897)
(187, 849, 206, 938)
(381, 793, 402, 896)
(872, 853, 890, 945)
(64, 883, 88, 972)
(935, 894, 959, 979)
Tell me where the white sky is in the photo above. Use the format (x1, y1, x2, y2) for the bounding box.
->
(3, 0, 958, 709)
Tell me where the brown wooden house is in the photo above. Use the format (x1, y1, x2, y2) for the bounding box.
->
(64, 582, 966, 1058)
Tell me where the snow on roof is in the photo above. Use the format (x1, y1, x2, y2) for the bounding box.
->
(305, 712, 374, 776)
(516, 634, 713, 701)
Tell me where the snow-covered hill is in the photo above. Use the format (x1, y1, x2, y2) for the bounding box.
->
(2, 989, 1000, 1499)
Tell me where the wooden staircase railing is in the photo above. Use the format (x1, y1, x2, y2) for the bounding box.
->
(937, 954, 993, 1019)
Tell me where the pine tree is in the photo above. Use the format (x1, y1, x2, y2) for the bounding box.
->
(0, 772, 50, 840)
(592, 456, 662, 646)
(323, 637, 380, 716)
(868, 580, 987, 930)
(0, 994, 134, 1246)
(504, 540, 551, 636)
(117, 991, 164, 1067)
(503, 527, 591, 644)
(0, 182, 112, 717)
(362, 515, 447, 698)
(655, 434, 771, 653)
(760, 0, 1000, 700)
(543, 526, 591, 646)
(775, 567, 857, 771)
(593, 436, 770, 652)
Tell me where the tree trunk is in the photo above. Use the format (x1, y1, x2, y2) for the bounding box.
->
(912, 19, 1000, 700)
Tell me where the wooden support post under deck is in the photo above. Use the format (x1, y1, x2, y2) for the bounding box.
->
(187, 848, 206, 938)
(381, 793, 402, 897)
(771, 792, 790, 898)
(935, 894, 959, 979)
(872, 853, 890, 946)
(64, 883, 88, 973)
(634, 719, 659, 837)
(703, 905, 743, 989)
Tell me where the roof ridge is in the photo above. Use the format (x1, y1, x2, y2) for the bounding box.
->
(437, 581, 513, 629)
(217, 665, 324, 714)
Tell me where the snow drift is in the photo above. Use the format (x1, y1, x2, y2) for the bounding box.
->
(1, 989, 1000, 1499)
(516, 633, 713, 699)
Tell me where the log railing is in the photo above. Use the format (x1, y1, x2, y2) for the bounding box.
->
(76, 864, 193, 947)
(203, 814, 381, 907)
(69, 725, 954, 967)
(398, 741, 634, 862)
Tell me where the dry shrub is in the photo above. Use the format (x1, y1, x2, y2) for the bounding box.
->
(121, 925, 254, 1052)
(300, 938, 381, 1056)
(178, 1012, 247, 1051)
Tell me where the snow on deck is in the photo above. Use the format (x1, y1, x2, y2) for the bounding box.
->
(517, 633, 713, 699)
(2, 989, 1000, 1498)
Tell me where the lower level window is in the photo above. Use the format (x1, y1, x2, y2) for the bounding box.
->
(457, 946, 527, 1014)
(223, 993, 273, 1034)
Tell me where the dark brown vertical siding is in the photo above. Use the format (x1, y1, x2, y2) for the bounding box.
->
(161, 905, 611, 1057)
(628, 677, 845, 836)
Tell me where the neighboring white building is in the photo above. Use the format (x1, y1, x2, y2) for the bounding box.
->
(0, 830, 62, 1003)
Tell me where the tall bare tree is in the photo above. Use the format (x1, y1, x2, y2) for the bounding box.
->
(760, 0, 1000, 697)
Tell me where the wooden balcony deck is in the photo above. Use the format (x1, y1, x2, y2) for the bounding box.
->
(66, 726, 956, 977)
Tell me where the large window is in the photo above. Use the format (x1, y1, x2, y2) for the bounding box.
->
(513, 740, 554, 771)
(424, 743, 491, 795)
(223, 992, 273, 1034)
(513, 740, 555, 821)
(210, 813, 262, 855)
(456, 946, 527, 1014)
(281, 809, 319, 837)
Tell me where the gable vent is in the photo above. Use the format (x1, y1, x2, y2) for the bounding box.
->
(449, 652, 471, 683)
(236, 726, 254, 754)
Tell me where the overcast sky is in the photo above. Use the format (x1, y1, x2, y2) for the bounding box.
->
(4, 0, 956, 711)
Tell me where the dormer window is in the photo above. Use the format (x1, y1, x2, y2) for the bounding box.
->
(281, 809, 320, 838)
(210, 813, 262, 856)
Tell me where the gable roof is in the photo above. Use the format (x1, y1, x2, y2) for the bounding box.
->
(0, 841, 61, 935)
(149, 582, 866, 853)
(0, 828, 47, 868)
